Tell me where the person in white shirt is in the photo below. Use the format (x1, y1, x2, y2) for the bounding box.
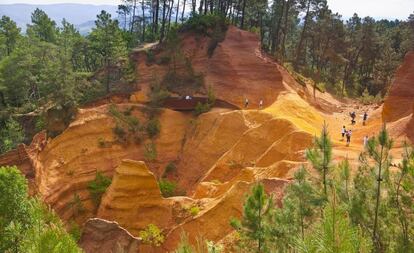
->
(341, 126, 346, 141)
(259, 99, 263, 109)
(363, 135, 368, 147)
(244, 98, 249, 108)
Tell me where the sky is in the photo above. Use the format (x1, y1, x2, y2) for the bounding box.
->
(1, 0, 413, 20)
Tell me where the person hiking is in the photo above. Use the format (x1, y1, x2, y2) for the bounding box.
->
(350, 111, 356, 125)
(346, 130, 352, 146)
(363, 112, 368, 125)
(341, 126, 346, 141)
(363, 135, 368, 147)
(244, 98, 249, 108)
(259, 99, 263, 109)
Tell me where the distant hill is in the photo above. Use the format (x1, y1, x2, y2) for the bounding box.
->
(0, 3, 118, 34)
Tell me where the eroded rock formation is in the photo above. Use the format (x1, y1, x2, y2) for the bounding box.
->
(97, 160, 174, 234)
(383, 51, 414, 122)
(79, 218, 140, 253)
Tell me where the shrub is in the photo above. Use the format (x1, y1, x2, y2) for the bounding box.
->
(139, 224, 164, 247)
(194, 102, 211, 116)
(158, 179, 177, 197)
(360, 88, 382, 105)
(87, 171, 111, 207)
(181, 13, 227, 36)
(149, 78, 170, 108)
(207, 86, 216, 105)
(163, 162, 176, 177)
(68, 193, 85, 216)
(113, 124, 126, 141)
(0, 118, 25, 154)
(146, 118, 161, 138)
(189, 206, 200, 216)
(144, 142, 157, 161)
(35, 116, 46, 132)
(68, 221, 82, 242)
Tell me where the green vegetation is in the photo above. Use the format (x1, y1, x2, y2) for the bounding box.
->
(194, 86, 216, 116)
(0, 118, 24, 153)
(68, 193, 85, 216)
(109, 104, 144, 144)
(139, 224, 165, 247)
(158, 179, 177, 198)
(0, 166, 81, 252)
(163, 162, 177, 177)
(146, 118, 161, 138)
(228, 126, 414, 253)
(87, 171, 112, 207)
(174, 233, 224, 253)
(189, 206, 200, 216)
(0, 9, 134, 154)
(194, 102, 211, 116)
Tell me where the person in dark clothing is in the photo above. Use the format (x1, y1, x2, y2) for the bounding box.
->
(350, 111, 356, 125)
(363, 112, 368, 125)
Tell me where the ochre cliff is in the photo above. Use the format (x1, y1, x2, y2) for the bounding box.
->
(383, 51, 414, 122)
(79, 218, 141, 253)
(97, 160, 174, 234)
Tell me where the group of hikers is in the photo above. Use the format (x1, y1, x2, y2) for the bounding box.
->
(342, 111, 369, 147)
(244, 98, 264, 109)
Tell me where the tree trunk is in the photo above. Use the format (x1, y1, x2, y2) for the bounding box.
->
(160, 0, 167, 42)
(280, 1, 290, 60)
(167, 0, 174, 34)
(373, 144, 384, 250)
(204, 0, 208, 14)
(199, 0, 204, 14)
(181, 0, 186, 21)
(240, 0, 247, 29)
(130, 0, 137, 33)
(141, 0, 146, 42)
(191, 0, 196, 13)
(294, 0, 312, 68)
(154, 0, 160, 34)
(272, 0, 286, 54)
(175, 0, 180, 23)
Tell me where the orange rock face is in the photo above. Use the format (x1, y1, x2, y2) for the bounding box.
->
(383, 51, 414, 122)
(26, 104, 190, 224)
(97, 160, 174, 234)
(79, 218, 141, 253)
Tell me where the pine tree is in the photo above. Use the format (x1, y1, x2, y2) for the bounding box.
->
(306, 122, 332, 196)
(26, 8, 58, 43)
(295, 195, 372, 253)
(231, 183, 273, 253)
(0, 15, 21, 58)
(358, 125, 393, 251)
